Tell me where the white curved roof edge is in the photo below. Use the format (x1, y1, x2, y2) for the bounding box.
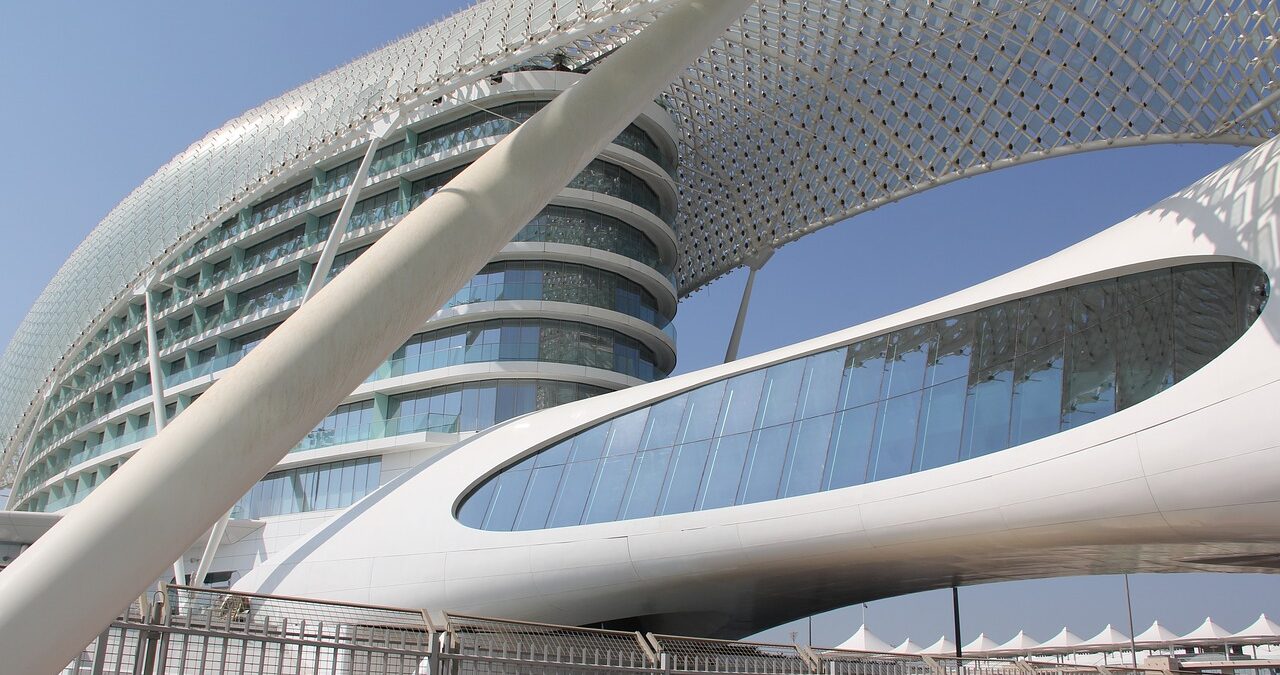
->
(2, 0, 1277, 478)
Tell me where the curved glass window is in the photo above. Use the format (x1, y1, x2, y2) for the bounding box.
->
(513, 206, 670, 277)
(445, 260, 673, 331)
(385, 379, 607, 437)
(566, 160, 663, 218)
(369, 318, 668, 382)
(293, 379, 609, 452)
(411, 100, 672, 173)
(458, 262, 1269, 530)
(230, 456, 382, 519)
(409, 159, 662, 219)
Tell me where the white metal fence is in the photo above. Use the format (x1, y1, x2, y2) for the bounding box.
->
(61, 586, 1178, 675)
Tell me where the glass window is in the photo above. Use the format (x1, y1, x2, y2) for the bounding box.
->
(796, 349, 846, 419)
(583, 455, 634, 524)
(737, 424, 792, 504)
(619, 447, 673, 520)
(546, 459, 600, 528)
(756, 360, 806, 427)
(780, 413, 835, 498)
(456, 262, 1268, 531)
(1010, 342, 1065, 446)
(696, 433, 750, 510)
(1063, 321, 1117, 429)
(514, 464, 564, 530)
(658, 440, 711, 515)
(913, 378, 967, 471)
(869, 391, 923, 481)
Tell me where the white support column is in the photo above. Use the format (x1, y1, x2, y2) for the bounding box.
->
(0, 3, 753, 672)
(195, 119, 402, 579)
(141, 284, 187, 586)
(190, 509, 231, 588)
(724, 250, 773, 363)
(304, 111, 401, 302)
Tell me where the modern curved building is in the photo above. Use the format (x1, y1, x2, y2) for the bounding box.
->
(1, 0, 1278, 645)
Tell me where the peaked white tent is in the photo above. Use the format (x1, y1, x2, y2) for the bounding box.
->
(1135, 621, 1180, 645)
(1040, 628, 1084, 652)
(839, 625, 893, 653)
(1233, 614, 1280, 643)
(997, 631, 1042, 652)
(1183, 617, 1233, 642)
(893, 638, 925, 655)
(1087, 625, 1131, 647)
(922, 636, 957, 655)
(964, 633, 1001, 654)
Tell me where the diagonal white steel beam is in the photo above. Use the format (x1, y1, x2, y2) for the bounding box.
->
(0, 2, 755, 672)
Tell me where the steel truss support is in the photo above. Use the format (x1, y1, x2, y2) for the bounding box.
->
(0, 2, 754, 672)
(305, 112, 401, 302)
(724, 250, 773, 363)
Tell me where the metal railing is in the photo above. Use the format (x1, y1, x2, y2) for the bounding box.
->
(63, 586, 1182, 675)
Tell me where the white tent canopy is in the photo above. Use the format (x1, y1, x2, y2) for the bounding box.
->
(964, 633, 1001, 654)
(839, 625, 893, 653)
(1086, 625, 1131, 647)
(998, 631, 1042, 652)
(1183, 617, 1233, 642)
(1233, 614, 1280, 642)
(1040, 628, 1084, 651)
(922, 636, 957, 655)
(893, 638, 925, 655)
(1135, 621, 1180, 645)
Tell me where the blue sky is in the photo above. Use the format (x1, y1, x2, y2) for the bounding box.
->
(1, 0, 1274, 649)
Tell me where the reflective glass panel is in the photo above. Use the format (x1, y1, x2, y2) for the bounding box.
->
(459, 263, 1268, 530)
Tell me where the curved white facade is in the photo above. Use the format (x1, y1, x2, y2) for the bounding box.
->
(2, 1, 1277, 471)
(0, 0, 1278, 650)
(238, 135, 1280, 638)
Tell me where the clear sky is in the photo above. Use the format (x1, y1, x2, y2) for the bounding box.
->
(1, 0, 1275, 650)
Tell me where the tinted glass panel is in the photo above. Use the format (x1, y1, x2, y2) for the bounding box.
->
(461, 262, 1267, 530)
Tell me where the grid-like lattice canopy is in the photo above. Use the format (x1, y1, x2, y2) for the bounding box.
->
(2, 0, 1278, 478)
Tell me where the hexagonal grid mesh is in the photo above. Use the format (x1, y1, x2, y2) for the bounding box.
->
(2, 0, 1277, 485)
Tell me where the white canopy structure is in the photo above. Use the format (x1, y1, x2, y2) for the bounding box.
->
(963, 633, 1001, 654)
(1039, 628, 1084, 652)
(1182, 617, 1234, 643)
(997, 631, 1042, 653)
(1085, 625, 1131, 648)
(1233, 614, 1280, 644)
(838, 625, 893, 653)
(922, 636, 957, 655)
(1135, 621, 1180, 645)
(893, 639, 925, 655)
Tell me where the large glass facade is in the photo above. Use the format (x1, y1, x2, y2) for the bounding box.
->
(446, 261, 673, 330)
(13, 86, 678, 514)
(292, 379, 609, 452)
(458, 262, 1268, 531)
(230, 456, 382, 519)
(512, 206, 670, 278)
(369, 318, 667, 382)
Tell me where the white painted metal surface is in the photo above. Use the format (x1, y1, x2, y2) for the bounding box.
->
(3, 1, 1277, 468)
(0, 2, 754, 672)
(239, 134, 1280, 638)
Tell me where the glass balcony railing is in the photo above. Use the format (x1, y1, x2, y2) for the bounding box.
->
(69, 425, 155, 470)
(116, 384, 152, 408)
(293, 411, 462, 453)
(166, 349, 249, 388)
